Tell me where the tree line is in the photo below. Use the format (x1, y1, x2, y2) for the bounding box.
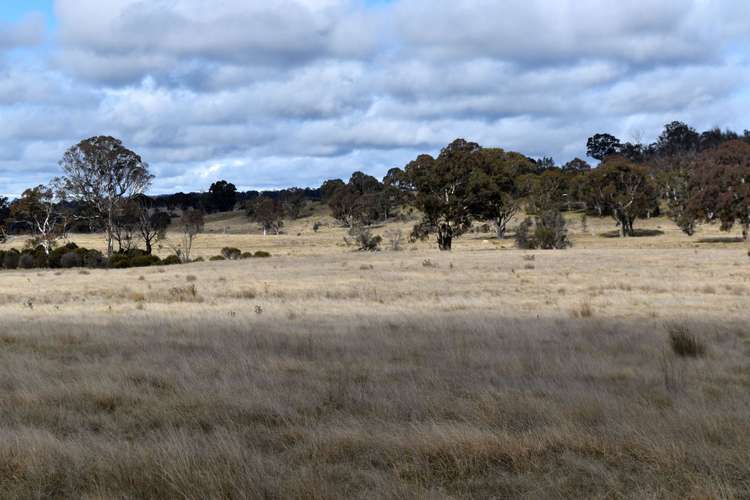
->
(1, 121, 750, 256)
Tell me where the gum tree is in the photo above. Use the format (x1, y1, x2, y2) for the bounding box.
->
(60, 136, 153, 257)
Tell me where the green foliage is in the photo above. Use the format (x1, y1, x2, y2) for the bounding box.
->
(209, 255, 226, 261)
(130, 255, 162, 267)
(60, 251, 83, 268)
(162, 255, 182, 265)
(515, 211, 570, 250)
(221, 247, 242, 260)
(240, 252, 254, 259)
(253, 251, 271, 258)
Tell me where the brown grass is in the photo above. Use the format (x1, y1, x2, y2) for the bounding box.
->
(0, 211, 749, 497)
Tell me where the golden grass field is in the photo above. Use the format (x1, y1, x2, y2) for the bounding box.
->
(0, 210, 749, 498)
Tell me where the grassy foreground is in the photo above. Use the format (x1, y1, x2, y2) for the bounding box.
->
(0, 214, 749, 498)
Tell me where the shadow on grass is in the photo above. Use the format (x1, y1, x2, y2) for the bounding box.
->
(697, 237, 746, 244)
(600, 229, 665, 238)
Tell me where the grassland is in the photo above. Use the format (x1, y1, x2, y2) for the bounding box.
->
(0, 211, 749, 498)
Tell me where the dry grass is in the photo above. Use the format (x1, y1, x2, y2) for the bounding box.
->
(0, 212, 749, 497)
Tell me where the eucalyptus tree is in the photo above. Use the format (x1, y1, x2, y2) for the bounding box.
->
(60, 136, 153, 256)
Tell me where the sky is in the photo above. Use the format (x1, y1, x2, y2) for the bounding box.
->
(1, 0, 749, 197)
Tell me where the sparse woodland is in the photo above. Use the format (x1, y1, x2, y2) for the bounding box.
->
(1, 122, 750, 498)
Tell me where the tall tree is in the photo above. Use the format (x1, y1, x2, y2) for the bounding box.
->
(685, 140, 750, 240)
(247, 196, 284, 235)
(468, 148, 534, 238)
(586, 133, 622, 161)
(0, 196, 9, 242)
(407, 140, 480, 250)
(208, 180, 237, 213)
(60, 136, 153, 257)
(9, 181, 70, 253)
(655, 121, 700, 158)
(582, 156, 659, 237)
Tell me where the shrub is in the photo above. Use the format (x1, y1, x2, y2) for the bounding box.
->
(162, 255, 182, 265)
(19, 253, 35, 269)
(130, 255, 162, 267)
(109, 254, 131, 269)
(313, 221, 321, 232)
(240, 252, 254, 259)
(2, 249, 20, 269)
(348, 226, 382, 251)
(192, 257, 205, 263)
(49, 243, 78, 268)
(515, 218, 535, 249)
(221, 247, 242, 260)
(535, 210, 570, 249)
(515, 211, 570, 250)
(210, 255, 226, 261)
(60, 251, 82, 268)
(668, 325, 706, 358)
(253, 250, 271, 258)
(83, 250, 106, 268)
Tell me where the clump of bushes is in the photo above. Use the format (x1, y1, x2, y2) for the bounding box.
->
(0, 242, 184, 271)
(515, 210, 570, 250)
(253, 250, 271, 258)
(162, 255, 182, 265)
(210, 255, 226, 261)
(221, 247, 242, 260)
(346, 225, 382, 251)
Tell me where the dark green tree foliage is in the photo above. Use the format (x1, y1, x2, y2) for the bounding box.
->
(320, 179, 346, 202)
(408, 140, 481, 250)
(655, 121, 700, 158)
(686, 140, 750, 240)
(586, 133, 622, 161)
(208, 180, 237, 213)
(60, 136, 153, 257)
(582, 156, 659, 237)
(0, 196, 9, 241)
(247, 196, 284, 235)
(467, 148, 535, 238)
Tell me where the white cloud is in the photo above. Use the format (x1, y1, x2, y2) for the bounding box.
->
(1, 0, 749, 196)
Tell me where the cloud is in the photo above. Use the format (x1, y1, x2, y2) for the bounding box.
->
(1, 0, 750, 197)
(0, 13, 45, 50)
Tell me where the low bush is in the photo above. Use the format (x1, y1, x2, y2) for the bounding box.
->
(3, 249, 20, 269)
(253, 250, 271, 258)
(19, 253, 35, 269)
(210, 255, 226, 261)
(130, 255, 162, 267)
(221, 247, 242, 260)
(240, 252, 254, 259)
(60, 251, 83, 268)
(162, 255, 182, 265)
(83, 250, 106, 268)
(515, 211, 570, 250)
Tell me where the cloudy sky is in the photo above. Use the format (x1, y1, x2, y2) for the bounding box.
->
(1, 0, 749, 196)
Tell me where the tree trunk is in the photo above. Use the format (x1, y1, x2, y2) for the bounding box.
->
(437, 223, 453, 251)
(742, 223, 749, 241)
(495, 218, 506, 239)
(145, 238, 152, 255)
(106, 202, 114, 257)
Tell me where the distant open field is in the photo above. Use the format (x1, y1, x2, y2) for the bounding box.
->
(0, 212, 749, 498)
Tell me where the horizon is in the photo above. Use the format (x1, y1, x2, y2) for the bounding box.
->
(1, 1, 749, 197)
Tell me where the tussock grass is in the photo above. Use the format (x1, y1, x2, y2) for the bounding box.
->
(0, 226, 749, 497)
(0, 314, 746, 498)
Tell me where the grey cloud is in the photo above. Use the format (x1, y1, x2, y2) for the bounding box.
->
(1, 0, 750, 197)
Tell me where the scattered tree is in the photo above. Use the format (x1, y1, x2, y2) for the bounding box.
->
(60, 136, 153, 257)
(582, 156, 659, 237)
